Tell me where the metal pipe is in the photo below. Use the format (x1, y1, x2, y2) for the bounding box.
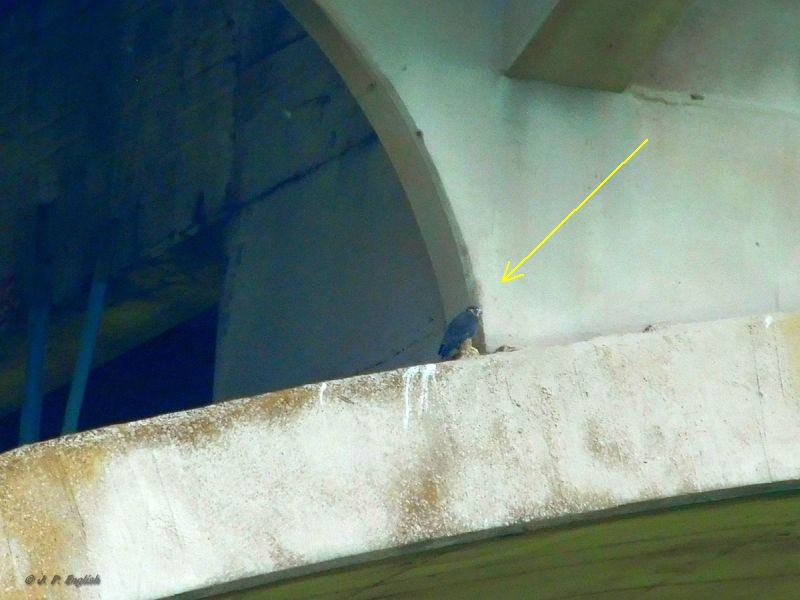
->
(18, 203, 53, 445)
(61, 218, 118, 435)
(60, 279, 107, 434)
(19, 305, 49, 444)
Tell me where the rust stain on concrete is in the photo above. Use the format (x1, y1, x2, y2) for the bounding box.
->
(393, 468, 452, 545)
(122, 385, 320, 453)
(348, 370, 404, 403)
(584, 417, 635, 468)
(0, 436, 112, 600)
(226, 385, 318, 425)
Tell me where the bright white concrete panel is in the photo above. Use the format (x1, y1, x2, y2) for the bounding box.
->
(312, 0, 800, 350)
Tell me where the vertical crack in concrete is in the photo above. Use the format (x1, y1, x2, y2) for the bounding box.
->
(504, 378, 520, 408)
(748, 324, 774, 481)
(148, 447, 198, 582)
(0, 512, 21, 596)
(770, 327, 788, 404)
(54, 452, 89, 558)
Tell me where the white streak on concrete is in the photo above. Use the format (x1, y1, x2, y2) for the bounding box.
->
(419, 364, 437, 413)
(403, 366, 419, 430)
(318, 382, 328, 406)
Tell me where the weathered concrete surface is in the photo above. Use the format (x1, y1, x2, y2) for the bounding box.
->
(1, 0, 254, 305)
(215, 138, 446, 401)
(211, 489, 800, 599)
(298, 0, 800, 351)
(212, 8, 448, 400)
(634, 0, 800, 113)
(281, 0, 475, 321)
(1, 310, 799, 599)
(1, 0, 459, 408)
(504, 0, 690, 91)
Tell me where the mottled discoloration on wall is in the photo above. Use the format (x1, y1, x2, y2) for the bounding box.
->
(1, 311, 800, 599)
(392, 467, 453, 544)
(220, 489, 800, 600)
(1, 0, 453, 420)
(0, 430, 119, 600)
(584, 417, 635, 468)
(119, 385, 321, 454)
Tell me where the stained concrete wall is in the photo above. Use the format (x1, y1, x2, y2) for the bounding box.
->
(2, 0, 398, 312)
(1, 0, 247, 306)
(214, 136, 445, 399)
(302, 0, 800, 351)
(1, 310, 799, 599)
(212, 3, 447, 400)
(1, 0, 448, 400)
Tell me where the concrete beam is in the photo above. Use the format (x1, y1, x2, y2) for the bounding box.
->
(1, 310, 798, 598)
(504, 0, 691, 92)
(0, 226, 224, 416)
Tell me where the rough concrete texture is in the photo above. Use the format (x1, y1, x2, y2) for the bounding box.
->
(0, 0, 357, 312)
(1, 0, 448, 408)
(304, 0, 800, 350)
(1, 311, 799, 599)
(213, 489, 800, 599)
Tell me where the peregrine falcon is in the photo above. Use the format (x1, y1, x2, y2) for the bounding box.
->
(438, 306, 482, 359)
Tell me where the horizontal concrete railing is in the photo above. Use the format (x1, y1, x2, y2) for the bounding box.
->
(1, 311, 799, 599)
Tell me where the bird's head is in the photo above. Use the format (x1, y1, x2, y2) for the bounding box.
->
(467, 305, 482, 319)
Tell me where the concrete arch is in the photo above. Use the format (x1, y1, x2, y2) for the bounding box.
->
(0, 0, 478, 416)
(213, 1, 479, 400)
(281, 0, 800, 355)
(281, 0, 476, 320)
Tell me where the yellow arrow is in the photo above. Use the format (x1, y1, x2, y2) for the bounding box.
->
(501, 138, 649, 283)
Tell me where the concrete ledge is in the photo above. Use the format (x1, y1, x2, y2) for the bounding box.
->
(1, 311, 799, 598)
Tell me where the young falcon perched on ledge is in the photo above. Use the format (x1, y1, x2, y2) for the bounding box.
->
(438, 306, 482, 360)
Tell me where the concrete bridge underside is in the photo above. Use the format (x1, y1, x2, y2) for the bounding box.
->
(1, 1, 799, 598)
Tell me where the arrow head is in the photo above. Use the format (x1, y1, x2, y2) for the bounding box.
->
(501, 260, 525, 283)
